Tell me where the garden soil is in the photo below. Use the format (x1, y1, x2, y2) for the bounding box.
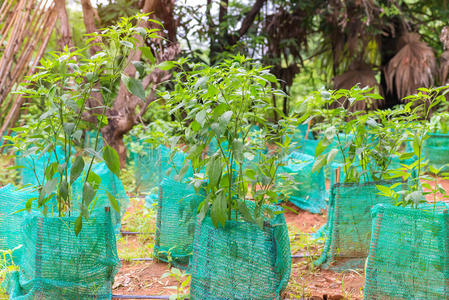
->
(114, 195, 366, 299)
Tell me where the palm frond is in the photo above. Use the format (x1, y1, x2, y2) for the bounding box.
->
(333, 61, 380, 111)
(385, 32, 436, 100)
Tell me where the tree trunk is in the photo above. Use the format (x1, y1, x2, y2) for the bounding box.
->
(55, 0, 73, 49)
(80, 0, 101, 55)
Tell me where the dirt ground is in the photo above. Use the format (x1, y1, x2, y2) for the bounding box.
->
(113, 197, 364, 299)
(112, 178, 449, 299)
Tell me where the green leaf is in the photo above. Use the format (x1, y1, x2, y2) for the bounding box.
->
(210, 192, 227, 227)
(139, 46, 155, 64)
(219, 111, 233, 126)
(195, 110, 207, 127)
(122, 74, 146, 100)
(312, 155, 326, 173)
(106, 190, 120, 213)
(70, 156, 85, 184)
(206, 157, 222, 187)
(237, 200, 253, 223)
(132, 61, 145, 75)
(44, 177, 59, 195)
(45, 162, 58, 181)
(327, 148, 338, 164)
(82, 182, 96, 207)
(103, 145, 121, 177)
(376, 185, 392, 196)
(75, 215, 83, 236)
(157, 61, 175, 71)
(120, 40, 133, 48)
(60, 178, 68, 201)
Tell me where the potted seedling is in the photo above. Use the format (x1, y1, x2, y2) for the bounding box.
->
(166, 55, 295, 299)
(311, 86, 410, 270)
(4, 16, 158, 298)
(365, 86, 449, 298)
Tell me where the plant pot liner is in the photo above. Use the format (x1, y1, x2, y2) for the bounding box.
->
(315, 180, 405, 270)
(189, 204, 291, 299)
(278, 151, 326, 213)
(5, 209, 120, 299)
(365, 203, 449, 299)
(0, 184, 38, 264)
(153, 177, 204, 265)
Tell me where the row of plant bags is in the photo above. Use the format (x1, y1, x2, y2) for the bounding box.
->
(153, 177, 204, 266)
(365, 203, 449, 299)
(4, 208, 120, 299)
(277, 152, 326, 213)
(0, 185, 37, 264)
(314, 179, 406, 270)
(189, 201, 291, 300)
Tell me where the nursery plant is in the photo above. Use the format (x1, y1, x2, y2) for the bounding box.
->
(376, 86, 449, 207)
(364, 86, 449, 299)
(166, 54, 299, 226)
(309, 86, 413, 270)
(6, 15, 159, 234)
(166, 55, 297, 299)
(311, 86, 409, 182)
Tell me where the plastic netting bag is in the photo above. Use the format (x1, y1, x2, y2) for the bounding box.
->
(0, 185, 37, 263)
(423, 133, 449, 171)
(365, 203, 449, 299)
(72, 162, 129, 233)
(16, 146, 68, 187)
(314, 180, 405, 270)
(153, 177, 204, 265)
(189, 202, 291, 300)
(278, 152, 326, 213)
(134, 144, 167, 192)
(5, 209, 120, 299)
(134, 143, 192, 193)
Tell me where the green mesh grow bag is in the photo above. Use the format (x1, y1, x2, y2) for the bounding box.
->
(315, 180, 405, 270)
(423, 133, 449, 171)
(5, 209, 120, 299)
(278, 152, 326, 213)
(189, 203, 291, 300)
(16, 146, 68, 187)
(153, 177, 203, 265)
(365, 203, 449, 299)
(72, 162, 129, 233)
(134, 144, 192, 193)
(0, 185, 37, 263)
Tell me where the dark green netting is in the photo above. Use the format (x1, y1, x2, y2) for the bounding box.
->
(72, 162, 129, 233)
(0, 185, 37, 263)
(315, 180, 405, 270)
(5, 210, 120, 299)
(365, 203, 449, 299)
(423, 133, 449, 171)
(189, 202, 291, 300)
(153, 177, 203, 265)
(278, 152, 326, 213)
